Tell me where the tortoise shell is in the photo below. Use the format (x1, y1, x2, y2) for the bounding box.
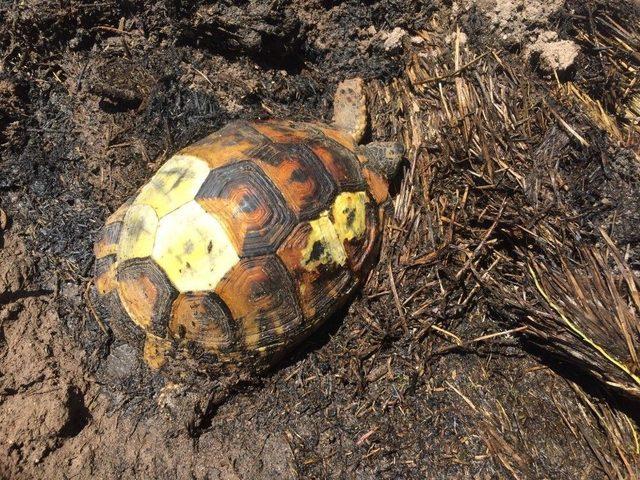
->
(93, 120, 390, 371)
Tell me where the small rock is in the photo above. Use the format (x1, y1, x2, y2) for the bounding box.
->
(381, 27, 407, 51)
(445, 31, 468, 46)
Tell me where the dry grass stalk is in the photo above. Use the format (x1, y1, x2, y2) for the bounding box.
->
(361, 6, 640, 475)
(523, 237, 640, 399)
(571, 1, 640, 142)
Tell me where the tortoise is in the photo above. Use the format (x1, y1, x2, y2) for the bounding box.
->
(92, 78, 403, 373)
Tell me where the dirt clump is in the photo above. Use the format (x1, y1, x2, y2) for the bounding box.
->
(455, 0, 579, 75)
(456, 0, 563, 44)
(526, 31, 580, 75)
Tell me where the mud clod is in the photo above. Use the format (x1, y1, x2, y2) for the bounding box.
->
(527, 31, 580, 75)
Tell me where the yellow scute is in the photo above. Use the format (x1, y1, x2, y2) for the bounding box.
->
(133, 154, 211, 218)
(301, 213, 347, 271)
(117, 204, 159, 261)
(152, 200, 239, 292)
(331, 191, 368, 243)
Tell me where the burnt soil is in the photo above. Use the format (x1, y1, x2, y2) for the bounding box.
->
(1, 1, 640, 479)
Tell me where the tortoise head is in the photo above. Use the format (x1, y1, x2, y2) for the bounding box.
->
(358, 141, 404, 181)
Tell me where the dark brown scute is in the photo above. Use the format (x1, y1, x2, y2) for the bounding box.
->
(251, 120, 323, 144)
(94, 255, 116, 278)
(277, 222, 356, 324)
(216, 255, 304, 353)
(196, 160, 296, 257)
(308, 138, 366, 192)
(116, 257, 178, 337)
(191, 120, 268, 148)
(91, 287, 146, 351)
(250, 141, 338, 221)
(93, 221, 122, 258)
(169, 292, 239, 354)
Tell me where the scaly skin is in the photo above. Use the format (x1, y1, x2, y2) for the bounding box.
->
(333, 78, 403, 181)
(333, 78, 368, 143)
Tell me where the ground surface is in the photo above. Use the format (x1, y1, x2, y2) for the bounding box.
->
(1, 1, 640, 479)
